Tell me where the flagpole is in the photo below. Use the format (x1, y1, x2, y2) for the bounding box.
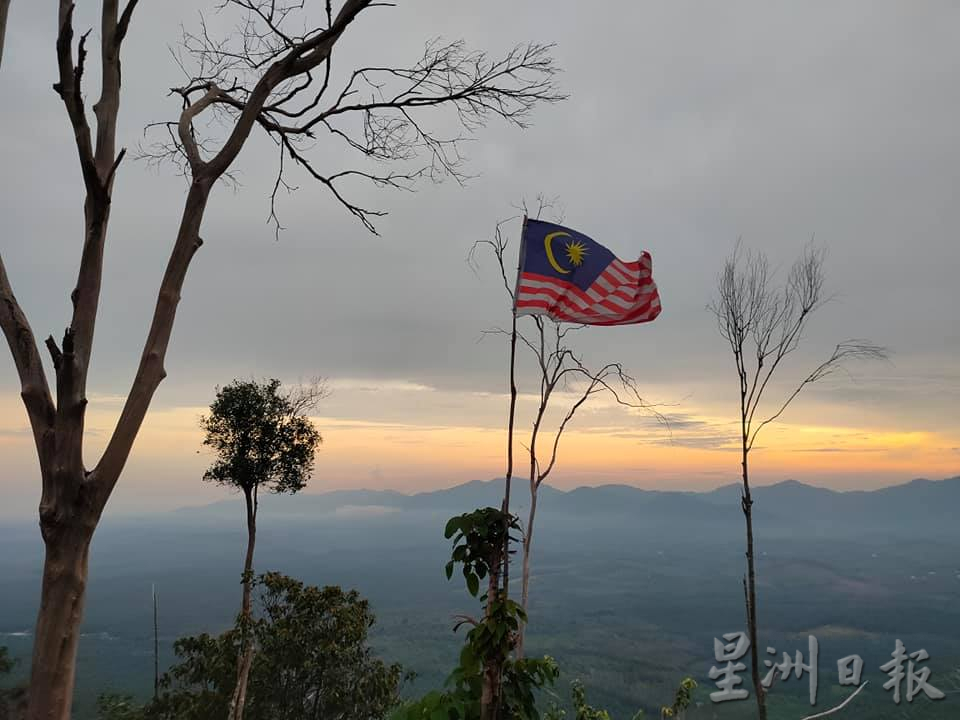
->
(501, 214, 527, 597)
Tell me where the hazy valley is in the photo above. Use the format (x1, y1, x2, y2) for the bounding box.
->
(3, 477, 959, 718)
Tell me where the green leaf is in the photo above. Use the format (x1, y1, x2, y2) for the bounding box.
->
(445, 561, 454, 580)
(466, 572, 480, 597)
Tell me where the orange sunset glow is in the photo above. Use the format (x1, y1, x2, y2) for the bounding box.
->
(2, 379, 956, 517)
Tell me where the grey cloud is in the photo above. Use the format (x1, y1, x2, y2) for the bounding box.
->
(1, 0, 958, 436)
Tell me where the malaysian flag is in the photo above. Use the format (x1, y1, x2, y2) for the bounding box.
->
(514, 219, 661, 325)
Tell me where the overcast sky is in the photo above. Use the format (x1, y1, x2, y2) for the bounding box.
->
(1, 1, 958, 516)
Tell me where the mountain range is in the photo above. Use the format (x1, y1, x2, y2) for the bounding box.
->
(171, 475, 960, 539)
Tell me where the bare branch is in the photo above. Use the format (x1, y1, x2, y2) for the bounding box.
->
(94, 180, 212, 498)
(540, 360, 666, 484)
(177, 84, 226, 169)
(54, 3, 98, 194)
(798, 682, 868, 720)
(283, 376, 331, 417)
(712, 242, 886, 450)
(148, 5, 564, 234)
(50, 0, 141, 402)
(44, 336, 63, 370)
(468, 215, 523, 301)
(116, 0, 140, 47)
(0, 252, 55, 446)
(748, 340, 887, 449)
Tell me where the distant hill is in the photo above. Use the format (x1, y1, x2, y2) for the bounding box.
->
(171, 475, 960, 539)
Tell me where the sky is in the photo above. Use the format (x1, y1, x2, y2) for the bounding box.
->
(1, 1, 958, 517)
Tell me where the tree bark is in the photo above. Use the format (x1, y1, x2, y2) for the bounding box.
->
(229, 486, 258, 720)
(27, 520, 94, 720)
(741, 446, 767, 720)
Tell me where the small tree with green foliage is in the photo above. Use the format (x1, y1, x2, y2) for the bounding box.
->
(394, 508, 560, 720)
(151, 572, 402, 720)
(199, 378, 324, 718)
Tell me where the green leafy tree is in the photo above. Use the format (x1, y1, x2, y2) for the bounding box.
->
(200, 378, 325, 718)
(152, 572, 403, 720)
(150, 633, 236, 719)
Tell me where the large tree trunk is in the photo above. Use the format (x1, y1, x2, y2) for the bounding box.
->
(741, 447, 767, 720)
(16, 178, 209, 720)
(516, 484, 538, 659)
(229, 487, 258, 720)
(27, 520, 93, 720)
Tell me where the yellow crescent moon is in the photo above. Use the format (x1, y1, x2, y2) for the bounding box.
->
(544, 231, 572, 274)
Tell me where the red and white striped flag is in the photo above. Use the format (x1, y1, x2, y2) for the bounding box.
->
(514, 219, 661, 326)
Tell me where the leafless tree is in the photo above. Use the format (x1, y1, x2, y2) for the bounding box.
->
(0, 3, 563, 717)
(511, 317, 655, 657)
(710, 243, 886, 720)
(471, 202, 664, 657)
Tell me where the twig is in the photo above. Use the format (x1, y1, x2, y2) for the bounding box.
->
(798, 682, 868, 720)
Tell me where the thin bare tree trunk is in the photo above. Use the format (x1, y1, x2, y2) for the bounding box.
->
(741, 445, 766, 720)
(515, 410, 546, 657)
(27, 522, 93, 720)
(229, 486, 258, 720)
(0, 0, 11, 69)
(229, 650, 255, 720)
(516, 485, 538, 658)
(479, 550, 503, 720)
